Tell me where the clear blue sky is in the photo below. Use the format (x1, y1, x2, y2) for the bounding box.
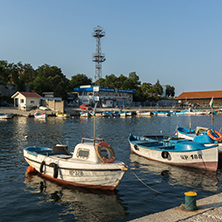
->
(1, 0, 222, 96)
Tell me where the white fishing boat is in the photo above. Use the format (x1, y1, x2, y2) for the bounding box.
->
(0, 113, 13, 119)
(24, 139, 127, 190)
(80, 111, 91, 118)
(128, 133, 218, 171)
(34, 112, 47, 119)
(56, 112, 70, 118)
(136, 111, 152, 117)
(119, 112, 127, 117)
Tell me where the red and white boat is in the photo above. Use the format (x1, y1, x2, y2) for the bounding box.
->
(34, 112, 47, 119)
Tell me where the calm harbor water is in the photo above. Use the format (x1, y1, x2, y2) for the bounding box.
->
(1, 114, 222, 221)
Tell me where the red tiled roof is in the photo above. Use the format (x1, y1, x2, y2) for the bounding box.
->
(20, 92, 42, 98)
(176, 90, 222, 100)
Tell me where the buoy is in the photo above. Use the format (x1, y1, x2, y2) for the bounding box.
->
(27, 166, 36, 174)
(184, 191, 197, 211)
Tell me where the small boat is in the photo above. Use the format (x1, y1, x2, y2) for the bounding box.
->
(152, 111, 170, 116)
(112, 111, 120, 117)
(56, 112, 70, 118)
(80, 111, 91, 118)
(102, 111, 113, 117)
(34, 112, 47, 119)
(176, 125, 209, 140)
(176, 125, 208, 140)
(136, 111, 152, 117)
(128, 133, 218, 171)
(119, 112, 127, 118)
(185, 109, 210, 116)
(24, 139, 127, 190)
(176, 125, 222, 148)
(126, 111, 133, 117)
(0, 113, 13, 119)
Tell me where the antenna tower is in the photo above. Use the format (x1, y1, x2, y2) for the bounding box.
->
(92, 25, 106, 86)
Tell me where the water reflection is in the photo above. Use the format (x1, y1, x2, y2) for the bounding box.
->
(24, 174, 127, 222)
(130, 154, 221, 192)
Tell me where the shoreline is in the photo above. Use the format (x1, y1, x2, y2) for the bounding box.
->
(130, 192, 222, 222)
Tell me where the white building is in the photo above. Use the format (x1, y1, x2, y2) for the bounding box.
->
(11, 91, 42, 110)
(74, 85, 136, 108)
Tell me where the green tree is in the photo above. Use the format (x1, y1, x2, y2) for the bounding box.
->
(121, 72, 141, 90)
(0, 60, 10, 85)
(165, 85, 175, 97)
(70, 74, 92, 89)
(153, 79, 163, 96)
(31, 64, 70, 99)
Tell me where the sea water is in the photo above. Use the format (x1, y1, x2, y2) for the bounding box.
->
(1, 114, 222, 221)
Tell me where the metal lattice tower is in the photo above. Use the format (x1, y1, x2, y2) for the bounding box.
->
(92, 25, 106, 85)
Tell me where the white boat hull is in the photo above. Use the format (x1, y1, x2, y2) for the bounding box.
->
(34, 113, 47, 119)
(24, 149, 126, 190)
(129, 141, 218, 171)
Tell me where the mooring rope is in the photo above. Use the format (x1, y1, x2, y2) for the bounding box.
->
(127, 166, 162, 194)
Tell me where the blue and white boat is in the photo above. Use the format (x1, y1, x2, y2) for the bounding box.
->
(128, 133, 218, 171)
(176, 125, 222, 148)
(0, 113, 13, 119)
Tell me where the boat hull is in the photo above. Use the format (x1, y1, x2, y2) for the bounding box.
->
(34, 113, 47, 119)
(0, 114, 13, 119)
(129, 135, 218, 171)
(23, 148, 126, 190)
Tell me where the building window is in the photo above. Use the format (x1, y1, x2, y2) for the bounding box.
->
(21, 99, 24, 103)
(30, 101, 34, 104)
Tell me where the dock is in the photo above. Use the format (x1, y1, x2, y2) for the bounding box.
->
(131, 192, 222, 222)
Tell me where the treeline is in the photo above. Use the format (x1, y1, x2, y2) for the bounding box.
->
(0, 60, 175, 102)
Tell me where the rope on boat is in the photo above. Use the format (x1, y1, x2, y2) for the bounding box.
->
(127, 166, 162, 194)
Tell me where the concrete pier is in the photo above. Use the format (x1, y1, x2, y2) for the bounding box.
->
(131, 193, 222, 222)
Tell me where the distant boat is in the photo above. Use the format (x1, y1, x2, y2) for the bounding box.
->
(0, 113, 13, 119)
(136, 111, 152, 117)
(128, 133, 218, 171)
(152, 111, 170, 116)
(80, 111, 91, 118)
(34, 112, 47, 119)
(102, 111, 113, 117)
(119, 112, 127, 118)
(185, 109, 210, 115)
(56, 112, 70, 118)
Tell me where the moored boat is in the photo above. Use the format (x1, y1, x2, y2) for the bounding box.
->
(136, 111, 152, 117)
(34, 112, 47, 119)
(24, 139, 127, 190)
(176, 125, 222, 147)
(128, 133, 218, 171)
(0, 113, 13, 119)
(176, 125, 208, 140)
(56, 112, 70, 118)
(80, 111, 91, 118)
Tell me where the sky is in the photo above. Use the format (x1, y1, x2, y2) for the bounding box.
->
(1, 0, 222, 96)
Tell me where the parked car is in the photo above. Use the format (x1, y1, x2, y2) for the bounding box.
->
(0, 101, 10, 107)
(80, 104, 92, 110)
